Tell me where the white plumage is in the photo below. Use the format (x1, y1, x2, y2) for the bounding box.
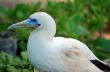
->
(8, 12, 105, 72)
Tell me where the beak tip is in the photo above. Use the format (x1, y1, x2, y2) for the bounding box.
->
(8, 24, 17, 29)
(8, 26, 12, 29)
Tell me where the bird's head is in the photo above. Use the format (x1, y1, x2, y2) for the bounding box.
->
(8, 12, 56, 31)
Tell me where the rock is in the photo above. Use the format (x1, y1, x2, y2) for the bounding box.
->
(0, 30, 18, 56)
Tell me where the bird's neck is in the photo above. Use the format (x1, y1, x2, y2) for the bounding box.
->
(29, 27, 56, 44)
(28, 29, 55, 53)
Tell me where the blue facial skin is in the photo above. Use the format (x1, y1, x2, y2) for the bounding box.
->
(26, 18, 40, 27)
(28, 18, 38, 25)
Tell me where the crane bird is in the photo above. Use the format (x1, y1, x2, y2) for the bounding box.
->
(8, 12, 110, 72)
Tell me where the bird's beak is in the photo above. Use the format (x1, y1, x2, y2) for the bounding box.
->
(8, 19, 31, 29)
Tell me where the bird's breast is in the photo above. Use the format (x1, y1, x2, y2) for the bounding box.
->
(27, 38, 71, 72)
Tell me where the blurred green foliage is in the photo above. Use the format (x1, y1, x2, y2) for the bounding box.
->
(0, 52, 33, 72)
(0, 0, 110, 71)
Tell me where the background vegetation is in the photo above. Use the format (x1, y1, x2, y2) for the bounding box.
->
(0, 0, 110, 71)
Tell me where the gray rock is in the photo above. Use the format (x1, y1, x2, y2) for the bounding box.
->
(0, 30, 18, 56)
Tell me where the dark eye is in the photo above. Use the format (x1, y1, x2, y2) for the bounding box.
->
(31, 19, 37, 22)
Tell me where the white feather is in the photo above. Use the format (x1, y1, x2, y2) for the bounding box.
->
(27, 12, 102, 72)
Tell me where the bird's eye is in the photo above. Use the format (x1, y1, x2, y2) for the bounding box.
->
(28, 18, 39, 25)
(30, 19, 37, 22)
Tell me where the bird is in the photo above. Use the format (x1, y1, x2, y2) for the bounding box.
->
(8, 12, 110, 72)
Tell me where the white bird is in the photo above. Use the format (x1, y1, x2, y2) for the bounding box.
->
(8, 12, 110, 72)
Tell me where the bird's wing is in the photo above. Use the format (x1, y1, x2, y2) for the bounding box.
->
(54, 37, 110, 72)
(60, 47, 104, 72)
(56, 37, 98, 60)
(53, 37, 102, 72)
